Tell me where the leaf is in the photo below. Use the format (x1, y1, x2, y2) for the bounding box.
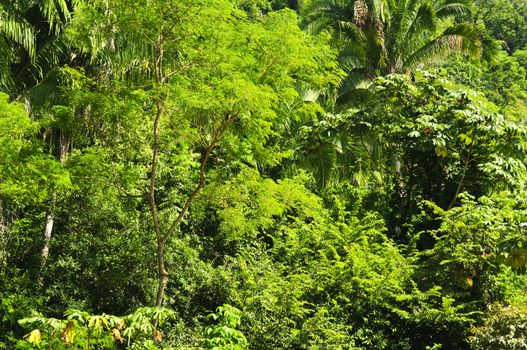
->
(465, 277, 473, 288)
(458, 133, 473, 145)
(506, 248, 527, 268)
(24, 329, 41, 344)
(153, 329, 162, 343)
(435, 145, 448, 157)
(112, 328, 124, 343)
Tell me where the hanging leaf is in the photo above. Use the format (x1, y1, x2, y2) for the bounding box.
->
(111, 328, 125, 343)
(24, 329, 41, 345)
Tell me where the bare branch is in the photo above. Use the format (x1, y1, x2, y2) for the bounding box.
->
(162, 113, 233, 243)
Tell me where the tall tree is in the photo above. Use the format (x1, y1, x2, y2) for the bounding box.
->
(0, 0, 72, 91)
(303, 0, 490, 104)
(71, 0, 338, 310)
(475, 0, 527, 54)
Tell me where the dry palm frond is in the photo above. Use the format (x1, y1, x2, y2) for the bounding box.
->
(440, 34, 463, 52)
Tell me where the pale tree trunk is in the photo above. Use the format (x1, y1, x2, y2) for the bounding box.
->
(0, 203, 7, 272)
(40, 131, 70, 272)
(41, 207, 54, 266)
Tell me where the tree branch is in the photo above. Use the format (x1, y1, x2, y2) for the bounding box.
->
(162, 113, 232, 243)
(447, 142, 474, 210)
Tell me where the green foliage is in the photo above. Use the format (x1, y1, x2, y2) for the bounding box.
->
(419, 191, 527, 297)
(476, 0, 527, 53)
(17, 307, 175, 349)
(0, 93, 69, 204)
(189, 167, 476, 348)
(325, 72, 527, 237)
(2, 0, 527, 349)
(445, 50, 527, 111)
(0, 0, 73, 90)
(470, 303, 527, 349)
(204, 305, 247, 349)
(302, 0, 491, 108)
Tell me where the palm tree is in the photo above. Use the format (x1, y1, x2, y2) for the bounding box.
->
(0, 1, 35, 88)
(304, 0, 489, 103)
(0, 0, 72, 91)
(384, 0, 481, 73)
(289, 0, 495, 189)
(0, 1, 74, 278)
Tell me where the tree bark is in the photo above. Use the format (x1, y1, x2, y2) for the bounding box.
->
(40, 206, 54, 266)
(155, 240, 168, 307)
(147, 28, 233, 316)
(0, 203, 7, 272)
(447, 144, 473, 211)
(40, 131, 70, 272)
(149, 99, 166, 308)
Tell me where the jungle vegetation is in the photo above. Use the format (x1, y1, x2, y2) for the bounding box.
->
(2, 0, 527, 348)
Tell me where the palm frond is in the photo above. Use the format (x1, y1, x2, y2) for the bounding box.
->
(479, 35, 500, 65)
(339, 43, 366, 72)
(435, 3, 471, 18)
(372, 0, 395, 22)
(303, 15, 330, 35)
(388, 2, 435, 70)
(338, 84, 375, 108)
(402, 22, 481, 70)
(14, 32, 69, 89)
(0, 36, 14, 89)
(442, 22, 482, 55)
(435, 0, 472, 18)
(391, 0, 425, 55)
(0, 4, 36, 57)
(37, 0, 72, 33)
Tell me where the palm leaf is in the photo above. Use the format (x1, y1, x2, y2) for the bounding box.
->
(435, 0, 472, 18)
(14, 32, 69, 89)
(37, 0, 72, 33)
(402, 22, 481, 70)
(0, 2, 36, 57)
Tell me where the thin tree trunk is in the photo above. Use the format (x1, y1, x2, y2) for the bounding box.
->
(147, 31, 232, 324)
(40, 131, 70, 272)
(41, 204, 55, 266)
(149, 110, 231, 310)
(447, 144, 473, 211)
(155, 240, 168, 307)
(447, 156, 469, 210)
(149, 99, 167, 308)
(0, 203, 7, 271)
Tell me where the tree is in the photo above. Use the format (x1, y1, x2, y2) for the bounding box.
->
(327, 72, 527, 238)
(0, 0, 72, 91)
(71, 0, 339, 310)
(303, 0, 490, 105)
(476, 0, 527, 54)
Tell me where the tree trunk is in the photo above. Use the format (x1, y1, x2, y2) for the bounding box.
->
(149, 110, 228, 310)
(147, 33, 230, 311)
(40, 131, 70, 272)
(155, 239, 168, 307)
(149, 99, 166, 310)
(40, 207, 54, 267)
(0, 203, 7, 272)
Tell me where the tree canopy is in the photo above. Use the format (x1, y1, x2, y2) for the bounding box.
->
(2, 0, 527, 349)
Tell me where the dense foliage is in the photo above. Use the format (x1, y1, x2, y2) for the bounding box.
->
(1, 0, 527, 349)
